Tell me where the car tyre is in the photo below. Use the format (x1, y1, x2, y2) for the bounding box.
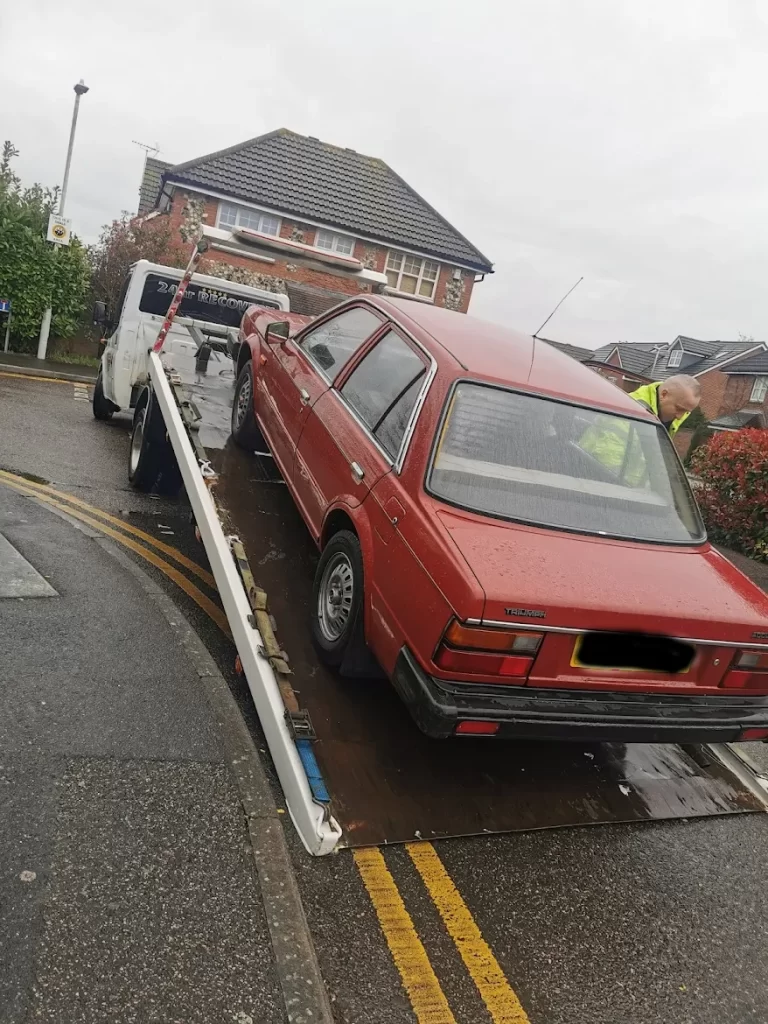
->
(92, 367, 115, 420)
(312, 530, 366, 670)
(231, 362, 266, 450)
(128, 390, 183, 497)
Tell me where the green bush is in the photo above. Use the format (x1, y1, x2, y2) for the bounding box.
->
(690, 429, 768, 558)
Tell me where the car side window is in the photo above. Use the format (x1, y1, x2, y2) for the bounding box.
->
(340, 330, 428, 459)
(299, 307, 381, 382)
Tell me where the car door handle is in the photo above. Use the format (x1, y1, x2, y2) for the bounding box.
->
(299, 388, 311, 405)
(350, 461, 365, 483)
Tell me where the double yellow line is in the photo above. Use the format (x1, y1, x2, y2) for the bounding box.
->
(0, 467, 531, 1024)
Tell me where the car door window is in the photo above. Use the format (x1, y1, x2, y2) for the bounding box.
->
(299, 306, 381, 382)
(340, 330, 428, 459)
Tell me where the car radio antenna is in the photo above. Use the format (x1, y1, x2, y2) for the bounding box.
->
(532, 276, 583, 338)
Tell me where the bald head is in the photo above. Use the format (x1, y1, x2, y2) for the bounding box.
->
(658, 374, 701, 423)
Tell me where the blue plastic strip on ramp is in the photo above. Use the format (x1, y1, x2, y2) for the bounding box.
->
(296, 738, 331, 804)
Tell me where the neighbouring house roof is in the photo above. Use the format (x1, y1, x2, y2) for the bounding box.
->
(710, 408, 767, 431)
(153, 129, 493, 272)
(721, 350, 768, 374)
(538, 337, 595, 362)
(591, 337, 767, 379)
(138, 157, 172, 216)
(652, 337, 763, 378)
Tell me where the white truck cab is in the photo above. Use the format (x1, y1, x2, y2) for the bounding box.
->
(93, 259, 289, 415)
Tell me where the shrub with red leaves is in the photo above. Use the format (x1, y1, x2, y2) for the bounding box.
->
(690, 429, 768, 559)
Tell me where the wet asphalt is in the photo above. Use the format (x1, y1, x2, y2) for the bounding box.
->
(3, 371, 768, 1024)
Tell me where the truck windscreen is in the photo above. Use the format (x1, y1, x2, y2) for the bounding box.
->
(138, 273, 279, 329)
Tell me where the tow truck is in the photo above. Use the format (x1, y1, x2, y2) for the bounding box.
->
(110, 225, 768, 855)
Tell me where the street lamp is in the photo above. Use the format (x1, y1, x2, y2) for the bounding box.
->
(37, 79, 89, 361)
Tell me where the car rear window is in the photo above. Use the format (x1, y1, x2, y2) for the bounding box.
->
(428, 383, 705, 544)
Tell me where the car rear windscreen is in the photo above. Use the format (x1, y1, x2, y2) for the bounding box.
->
(138, 273, 280, 329)
(428, 383, 705, 545)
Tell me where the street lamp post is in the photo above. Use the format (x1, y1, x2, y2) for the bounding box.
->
(37, 79, 89, 361)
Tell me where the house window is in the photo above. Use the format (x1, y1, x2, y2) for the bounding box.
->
(217, 202, 280, 236)
(315, 229, 355, 256)
(751, 377, 768, 403)
(668, 349, 682, 368)
(385, 251, 440, 299)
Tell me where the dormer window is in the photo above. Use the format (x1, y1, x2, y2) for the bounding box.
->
(668, 349, 682, 368)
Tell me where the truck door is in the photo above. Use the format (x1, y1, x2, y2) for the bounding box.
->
(294, 327, 429, 541)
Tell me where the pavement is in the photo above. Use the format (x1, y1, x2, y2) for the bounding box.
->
(0, 351, 98, 384)
(3, 369, 768, 1024)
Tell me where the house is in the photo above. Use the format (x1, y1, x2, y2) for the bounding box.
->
(539, 337, 653, 389)
(588, 335, 768, 456)
(136, 129, 493, 316)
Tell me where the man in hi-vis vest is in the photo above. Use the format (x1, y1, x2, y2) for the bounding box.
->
(579, 375, 701, 480)
(628, 375, 701, 436)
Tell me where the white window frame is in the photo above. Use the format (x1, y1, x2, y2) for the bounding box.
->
(217, 201, 281, 237)
(385, 250, 440, 301)
(315, 228, 355, 256)
(668, 348, 683, 368)
(751, 377, 768, 403)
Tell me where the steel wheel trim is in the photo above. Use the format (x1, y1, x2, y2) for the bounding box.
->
(130, 406, 147, 473)
(235, 373, 252, 428)
(318, 552, 355, 642)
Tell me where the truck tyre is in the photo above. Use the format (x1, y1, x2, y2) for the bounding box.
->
(128, 390, 183, 497)
(92, 367, 115, 421)
(312, 530, 368, 671)
(231, 363, 266, 450)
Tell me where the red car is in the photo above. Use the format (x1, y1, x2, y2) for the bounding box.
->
(231, 296, 768, 742)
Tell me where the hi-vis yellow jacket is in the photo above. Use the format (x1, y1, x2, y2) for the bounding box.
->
(579, 382, 690, 480)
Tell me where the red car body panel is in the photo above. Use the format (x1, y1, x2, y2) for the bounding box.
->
(239, 296, 768, 740)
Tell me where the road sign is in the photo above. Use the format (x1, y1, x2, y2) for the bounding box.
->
(0, 299, 10, 313)
(46, 214, 72, 246)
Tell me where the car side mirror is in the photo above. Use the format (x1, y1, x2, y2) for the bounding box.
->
(265, 320, 291, 345)
(92, 300, 107, 326)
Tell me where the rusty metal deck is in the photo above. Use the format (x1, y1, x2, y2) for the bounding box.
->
(171, 345, 766, 847)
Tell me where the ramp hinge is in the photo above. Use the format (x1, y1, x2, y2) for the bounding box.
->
(285, 709, 317, 742)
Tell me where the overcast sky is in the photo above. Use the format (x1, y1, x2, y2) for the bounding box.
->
(2, 0, 768, 347)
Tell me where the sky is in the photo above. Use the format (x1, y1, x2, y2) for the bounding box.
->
(2, 0, 768, 348)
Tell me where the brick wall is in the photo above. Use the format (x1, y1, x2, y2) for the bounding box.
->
(697, 368, 768, 421)
(162, 189, 476, 313)
(673, 429, 695, 461)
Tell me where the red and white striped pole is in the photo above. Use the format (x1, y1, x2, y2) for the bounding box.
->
(152, 236, 209, 354)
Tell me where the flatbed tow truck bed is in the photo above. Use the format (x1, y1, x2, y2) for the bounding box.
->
(138, 230, 768, 855)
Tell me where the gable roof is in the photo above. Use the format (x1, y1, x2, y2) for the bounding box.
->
(138, 157, 172, 215)
(592, 342, 660, 374)
(538, 337, 594, 362)
(653, 337, 764, 378)
(158, 129, 493, 272)
(721, 350, 768, 374)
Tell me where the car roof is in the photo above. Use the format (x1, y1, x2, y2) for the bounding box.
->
(366, 295, 654, 420)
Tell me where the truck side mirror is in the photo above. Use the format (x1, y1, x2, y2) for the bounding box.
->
(265, 320, 290, 345)
(92, 300, 107, 326)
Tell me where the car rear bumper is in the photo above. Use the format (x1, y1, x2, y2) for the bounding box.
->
(391, 647, 768, 741)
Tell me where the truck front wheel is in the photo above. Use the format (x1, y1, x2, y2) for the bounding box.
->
(128, 390, 183, 497)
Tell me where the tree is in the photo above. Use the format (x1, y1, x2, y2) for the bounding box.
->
(88, 212, 188, 315)
(0, 141, 90, 348)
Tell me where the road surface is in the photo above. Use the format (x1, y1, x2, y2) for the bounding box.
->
(2, 367, 768, 1024)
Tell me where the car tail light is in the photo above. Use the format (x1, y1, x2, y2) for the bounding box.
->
(443, 621, 542, 655)
(721, 649, 768, 693)
(456, 721, 500, 736)
(740, 728, 768, 741)
(434, 620, 541, 682)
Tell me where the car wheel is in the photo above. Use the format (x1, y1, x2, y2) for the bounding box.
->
(312, 530, 365, 669)
(92, 367, 115, 420)
(231, 362, 267, 450)
(128, 391, 183, 497)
